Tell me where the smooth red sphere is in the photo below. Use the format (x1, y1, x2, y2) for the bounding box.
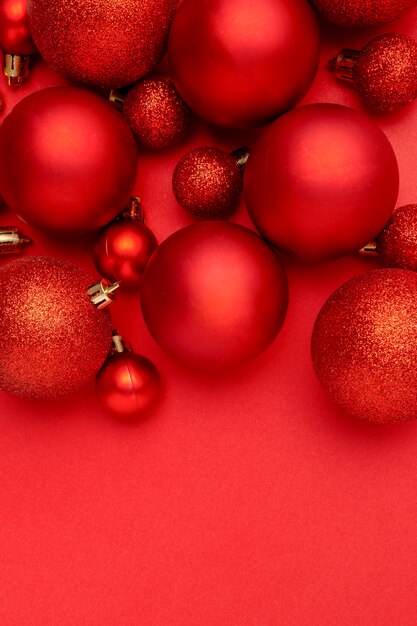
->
(0, 0, 36, 55)
(96, 352, 161, 418)
(140, 221, 289, 371)
(94, 219, 158, 287)
(244, 104, 399, 262)
(168, 0, 320, 128)
(0, 87, 138, 234)
(311, 269, 417, 423)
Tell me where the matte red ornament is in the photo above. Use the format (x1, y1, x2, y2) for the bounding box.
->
(0, 257, 113, 399)
(0, 86, 138, 234)
(27, 0, 176, 88)
(330, 34, 417, 112)
(124, 77, 192, 150)
(172, 147, 243, 220)
(244, 104, 399, 262)
(168, 0, 320, 128)
(140, 221, 289, 371)
(96, 336, 161, 418)
(311, 269, 417, 423)
(373, 204, 417, 271)
(0, 0, 36, 55)
(310, 0, 416, 27)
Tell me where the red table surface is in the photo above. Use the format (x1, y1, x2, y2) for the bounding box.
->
(1, 7, 417, 625)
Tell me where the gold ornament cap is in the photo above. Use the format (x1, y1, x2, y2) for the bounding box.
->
(3, 54, 31, 87)
(0, 227, 31, 254)
(88, 279, 120, 309)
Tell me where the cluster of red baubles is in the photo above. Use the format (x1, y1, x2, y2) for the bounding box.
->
(0, 0, 416, 423)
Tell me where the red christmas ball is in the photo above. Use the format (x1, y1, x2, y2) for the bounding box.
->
(0, 0, 36, 55)
(172, 147, 243, 220)
(168, 0, 319, 128)
(0, 86, 138, 234)
(27, 0, 176, 88)
(96, 351, 161, 418)
(244, 104, 399, 262)
(0, 257, 113, 399)
(94, 219, 158, 288)
(310, 0, 416, 27)
(311, 269, 417, 423)
(376, 204, 417, 271)
(140, 221, 288, 371)
(124, 77, 192, 150)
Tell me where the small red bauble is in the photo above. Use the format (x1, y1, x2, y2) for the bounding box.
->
(173, 147, 243, 220)
(124, 77, 192, 150)
(0, 0, 36, 55)
(168, 0, 319, 128)
(311, 269, 417, 423)
(0, 86, 138, 234)
(96, 350, 161, 418)
(375, 204, 417, 271)
(140, 221, 288, 371)
(0, 257, 113, 399)
(310, 0, 416, 27)
(244, 104, 399, 262)
(27, 0, 176, 88)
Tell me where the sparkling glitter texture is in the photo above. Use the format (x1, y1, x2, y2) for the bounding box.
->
(0, 257, 113, 399)
(124, 77, 192, 150)
(354, 34, 417, 112)
(311, 269, 417, 423)
(311, 0, 416, 27)
(377, 204, 417, 271)
(27, 0, 176, 88)
(172, 147, 242, 220)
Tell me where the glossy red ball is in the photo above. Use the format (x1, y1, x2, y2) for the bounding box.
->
(94, 220, 158, 288)
(140, 221, 289, 371)
(0, 0, 36, 55)
(0, 257, 113, 399)
(27, 0, 176, 88)
(244, 104, 399, 262)
(96, 352, 161, 418)
(0, 86, 138, 234)
(310, 0, 416, 27)
(168, 0, 319, 128)
(311, 269, 417, 423)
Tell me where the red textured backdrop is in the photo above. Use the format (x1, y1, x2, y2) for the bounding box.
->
(1, 7, 417, 625)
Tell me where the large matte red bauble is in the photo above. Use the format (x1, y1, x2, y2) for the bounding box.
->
(0, 257, 113, 399)
(244, 104, 399, 262)
(96, 352, 161, 418)
(311, 269, 417, 423)
(0, 87, 138, 234)
(140, 221, 289, 371)
(0, 0, 36, 55)
(168, 0, 320, 128)
(310, 0, 416, 27)
(27, 0, 175, 88)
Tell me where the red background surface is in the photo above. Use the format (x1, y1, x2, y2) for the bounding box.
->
(1, 7, 417, 625)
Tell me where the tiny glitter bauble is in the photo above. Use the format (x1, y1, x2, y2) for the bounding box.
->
(27, 0, 176, 88)
(354, 34, 417, 111)
(0, 0, 36, 55)
(310, 0, 416, 27)
(124, 77, 192, 150)
(172, 147, 242, 220)
(376, 204, 417, 271)
(0, 257, 113, 399)
(311, 268, 417, 423)
(96, 352, 161, 418)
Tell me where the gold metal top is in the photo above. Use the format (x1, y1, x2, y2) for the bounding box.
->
(230, 146, 250, 171)
(120, 197, 145, 222)
(328, 49, 360, 82)
(109, 89, 125, 111)
(359, 241, 379, 256)
(111, 331, 132, 354)
(0, 227, 31, 254)
(88, 279, 120, 309)
(3, 54, 30, 87)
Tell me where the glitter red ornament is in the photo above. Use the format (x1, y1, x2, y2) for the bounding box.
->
(244, 104, 399, 262)
(94, 198, 158, 288)
(310, 0, 417, 28)
(27, 0, 175, 88)
(0, 257, 113, 399)
(140, 221, 289, 371)
(0, 0, 37, 85)
(123, 77, 192, 150)
(96, 334, 161, 418)
(330, 34, 417, 112)
(172, 147, 245, 220)
(168, 0, 320, 128)
(311, 269, 417, 423)
(0, 86, 138, 234)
